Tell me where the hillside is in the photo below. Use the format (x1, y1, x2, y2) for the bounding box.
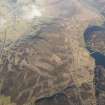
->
(0, 0, 104, 105)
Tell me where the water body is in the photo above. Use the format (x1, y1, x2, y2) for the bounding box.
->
(91, 52, 105, 68)
(84, 26, 105, 68)
(84, 25, 105, 97)
(84, 26, 104, 45)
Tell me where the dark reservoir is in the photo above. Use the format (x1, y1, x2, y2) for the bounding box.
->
(84, 26, 105, 68)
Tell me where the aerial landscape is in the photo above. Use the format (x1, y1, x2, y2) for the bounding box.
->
(0, 0, 105, 105)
